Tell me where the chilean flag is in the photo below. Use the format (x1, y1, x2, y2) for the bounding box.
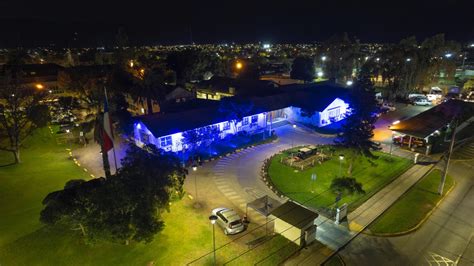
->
(102, 97, 114, 152)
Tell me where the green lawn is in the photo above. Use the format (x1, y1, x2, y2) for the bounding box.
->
(0, 127, 296, 265)
(268, 146, 412, 211)
(369, 169, 454, 235)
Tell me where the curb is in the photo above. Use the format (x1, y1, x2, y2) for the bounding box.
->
(319, 161, 438, 265)
(364, 176, 456, 237)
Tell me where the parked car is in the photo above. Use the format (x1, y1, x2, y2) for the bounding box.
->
(412, 97, 432, 106)
(380, 102, 396, 112)
(211, 208, 245, 235)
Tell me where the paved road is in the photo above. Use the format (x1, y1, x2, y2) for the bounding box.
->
(338, 144, 474, 266)
(203, 124, 335, 213)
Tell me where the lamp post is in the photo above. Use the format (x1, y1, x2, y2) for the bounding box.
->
(338, 154, 344, 177)
(209, 215, 218, 265)
(291, 124, 297, 148)
(192, 163, 199, 207)
(390, 120, 400, 156)
(66, 129, 72, 152)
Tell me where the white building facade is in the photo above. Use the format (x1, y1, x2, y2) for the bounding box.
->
(134, 98, 349, 152)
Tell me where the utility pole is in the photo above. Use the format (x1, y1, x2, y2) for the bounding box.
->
(438, 120, 457, 195)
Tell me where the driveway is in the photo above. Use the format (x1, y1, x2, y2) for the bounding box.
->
(199, 124, 335, 214)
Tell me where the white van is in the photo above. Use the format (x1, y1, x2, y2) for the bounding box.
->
(427, 87, 443, 101)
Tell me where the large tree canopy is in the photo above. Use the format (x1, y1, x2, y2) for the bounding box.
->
(290, 56, 315, 82)
(0, 72, 50, 163)
(40, 144, 186, 244)
(335, 68, 380, 175)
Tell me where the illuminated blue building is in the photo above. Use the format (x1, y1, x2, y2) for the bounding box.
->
(133, 82, 350, 152)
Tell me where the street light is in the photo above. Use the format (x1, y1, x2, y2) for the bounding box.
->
(35, 83, 44, 90)
(389, 121, 400, 156)
(317, 71, 324, 78)
(321, 56, 327, 61)
(192, 163, 199, 206)
(445, 53, 452, 58)
(235, 61, 243, 70)
(376, 57, 380, 62)
(338, 154, 344, 177)
(406, 58, 412, 62)
(66, 129, 72, 151)
(209, 215, 218, 266)
(291, 124, 297, 147)
(346, 80, 353, 86)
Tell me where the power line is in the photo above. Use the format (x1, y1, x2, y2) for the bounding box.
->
(188, 152, 405, 264)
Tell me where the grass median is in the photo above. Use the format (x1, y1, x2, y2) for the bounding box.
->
(369, 169, 454, 235)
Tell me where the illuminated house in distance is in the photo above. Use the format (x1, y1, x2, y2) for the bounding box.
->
(133, 82, 350, 152)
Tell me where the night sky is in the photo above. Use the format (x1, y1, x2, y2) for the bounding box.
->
(0, 0, 473, 47)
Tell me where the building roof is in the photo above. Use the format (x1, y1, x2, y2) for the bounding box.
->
(136, 82, 350, 137)
(390, 100, 474, 138)
(270, 201, 318, 229)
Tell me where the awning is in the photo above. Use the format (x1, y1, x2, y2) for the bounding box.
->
(246, 195, 282, 217)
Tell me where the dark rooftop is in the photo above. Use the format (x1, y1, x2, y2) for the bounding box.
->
(390, 100, 474, 138)
(136, 82, 350, 137)
(270, 201, 319, 229)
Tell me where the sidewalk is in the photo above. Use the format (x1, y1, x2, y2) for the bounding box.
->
(285, 162, 434, 265)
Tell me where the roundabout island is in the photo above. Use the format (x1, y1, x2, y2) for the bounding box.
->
(264, 145, 412, 215)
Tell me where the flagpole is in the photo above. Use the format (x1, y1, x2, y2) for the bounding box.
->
(104, 87, 119, 174)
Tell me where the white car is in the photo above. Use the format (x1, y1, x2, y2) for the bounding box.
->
(211, 208, 245, 235)
(380, 102, 396, 112)
(413, 98, 432, 106)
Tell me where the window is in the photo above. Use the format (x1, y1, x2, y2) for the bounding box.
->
(160, 136, 172, 147)
(251, 115, 258, 123)
(328, 107, 341, 119)
(140, 131, 150, 144)
(223, 122, 231, 131)
(242, 117, 249, 126)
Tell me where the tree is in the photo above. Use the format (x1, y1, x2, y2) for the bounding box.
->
(40, 143, 186, 244)
(0, 72, 50, 163)
(218, 97, 254, 133)
(335, 69, 380, 175)
(290, 56, 315, 82)
(136, 65, 171, 114)
(322, 33, 359, 83)
(166, 50, 207, 85)
(181, 126, 220, 153)
(330, 177, 365, 195)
